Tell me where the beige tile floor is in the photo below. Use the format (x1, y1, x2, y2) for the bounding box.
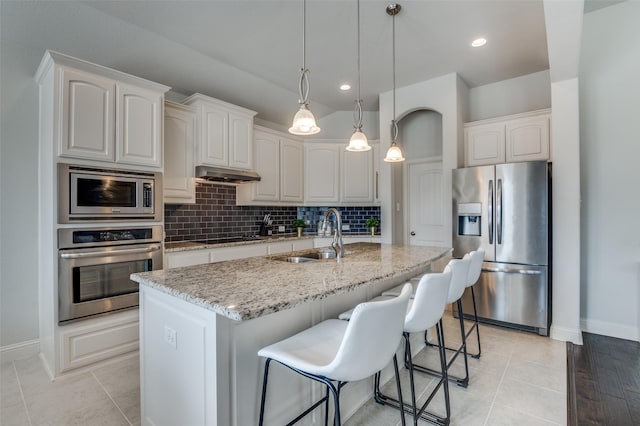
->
(1, 314, 566, 426)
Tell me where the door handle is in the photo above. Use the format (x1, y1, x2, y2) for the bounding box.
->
(488, 180, 494, 244)
(60, 244, 162, 259)
(482, 267, 542, 275)
(410, 231, 416, 236)
(497, 178, 503, 245)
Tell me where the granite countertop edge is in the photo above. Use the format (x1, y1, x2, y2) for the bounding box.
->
(133, 244, 451, 322)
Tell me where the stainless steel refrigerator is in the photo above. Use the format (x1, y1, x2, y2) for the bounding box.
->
(452, 160, 550, 335)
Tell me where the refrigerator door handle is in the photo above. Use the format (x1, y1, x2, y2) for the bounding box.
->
(497, 178, 503, 245)
(482, 267, 543, 275)
(488, 180, 494, 244)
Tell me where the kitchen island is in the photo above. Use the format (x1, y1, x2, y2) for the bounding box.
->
(131, 242, 450, 426)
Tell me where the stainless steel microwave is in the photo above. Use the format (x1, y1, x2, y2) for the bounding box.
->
(58, 163, 162, 223)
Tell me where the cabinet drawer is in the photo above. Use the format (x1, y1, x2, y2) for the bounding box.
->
(59, 310, 138, 372)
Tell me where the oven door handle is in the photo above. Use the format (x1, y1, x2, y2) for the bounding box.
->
(60, 244, 162, 259)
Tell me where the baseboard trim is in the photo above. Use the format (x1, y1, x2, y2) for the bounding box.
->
(550, 325, 583, 344)
(0, 339, 40, 363)
(580, 318, 639, 342)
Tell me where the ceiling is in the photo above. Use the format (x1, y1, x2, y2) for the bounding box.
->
(3, 1, 553, 127)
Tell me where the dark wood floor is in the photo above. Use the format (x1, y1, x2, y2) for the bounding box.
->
(568, 332, 640, 425)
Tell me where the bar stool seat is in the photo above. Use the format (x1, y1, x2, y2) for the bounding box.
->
(339, 269, 453, 425)
(258, 284, 413, 426)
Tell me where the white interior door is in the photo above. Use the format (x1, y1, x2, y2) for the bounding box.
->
(406, 158, 446, 246)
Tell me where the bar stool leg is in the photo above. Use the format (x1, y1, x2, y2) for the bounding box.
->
(392, 354, 407, 426)
(456, 299, 470, 387)
(259, 358, 272, 426)
(470, 286, 482, 359)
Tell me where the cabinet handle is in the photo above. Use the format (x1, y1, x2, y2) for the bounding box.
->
(375, 171, 379, 199)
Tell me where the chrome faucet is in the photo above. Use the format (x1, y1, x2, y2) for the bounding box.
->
(323, 208, 344, 260)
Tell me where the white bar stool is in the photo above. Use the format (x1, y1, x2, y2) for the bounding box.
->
(257, 284, 413, 426)
(338, 268, 453, 425)
(382, 257, 472, 388)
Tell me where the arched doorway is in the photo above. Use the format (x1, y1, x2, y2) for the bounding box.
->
(393, 109, 446, 246)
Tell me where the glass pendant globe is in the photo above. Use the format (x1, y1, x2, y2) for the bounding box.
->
(383, 144, 405, 162)
(346, 130, 371, 151)
(289, 104, 320, 135)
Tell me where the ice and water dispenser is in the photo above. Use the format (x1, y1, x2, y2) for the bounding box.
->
(457, 203, 482, 236)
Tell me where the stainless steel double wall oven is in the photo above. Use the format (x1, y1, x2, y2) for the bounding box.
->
(57, 164, 163, 323)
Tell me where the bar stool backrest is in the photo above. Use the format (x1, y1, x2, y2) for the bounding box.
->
(446, 257, 471, 305)
(328, 284, 412, 382)
(404, 267, 452, 334)
(463, 250, 485, 288)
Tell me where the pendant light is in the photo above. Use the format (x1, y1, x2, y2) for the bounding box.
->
(383, 3, 405, 162)
(289, 0, 321, 136)
(346, 0, 371, 152)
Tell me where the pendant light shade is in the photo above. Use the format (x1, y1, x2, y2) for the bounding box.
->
(346, 0, 371, 152)
(383, 3, 405, 163)
(289, 0, 320, 136)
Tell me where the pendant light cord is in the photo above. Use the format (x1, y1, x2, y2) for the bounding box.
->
(354, 0, 363, 130)
(391, 7, 399, 143)
(298, 0, 309, 106)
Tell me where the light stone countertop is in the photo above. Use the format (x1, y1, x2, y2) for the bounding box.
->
(132, 242, 450, 322)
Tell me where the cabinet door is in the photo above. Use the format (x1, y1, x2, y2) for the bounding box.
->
(304, 144, 340, 203)
(280, 138, 304, 202)
(465, 124, 505, 166)
(116, 83, 163, 167)
(199, 104, 228, 167)
(341, 149, 373, 203)
(164, 103, 196, 204)
(228, 112, 253, 170)
(505, 116, 550, 163)
(252, 131, 280, 201)
(60, 67, 115, 161)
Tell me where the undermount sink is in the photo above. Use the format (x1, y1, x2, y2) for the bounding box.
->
(274, 251, 337, 263)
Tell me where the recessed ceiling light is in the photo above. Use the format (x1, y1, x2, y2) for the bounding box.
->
(471, 38, 487, 48)
(340, 84, 351, 91)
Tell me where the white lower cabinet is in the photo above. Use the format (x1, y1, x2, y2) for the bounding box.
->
(59, 309, 139, 373)
(165, 238, 319, 268)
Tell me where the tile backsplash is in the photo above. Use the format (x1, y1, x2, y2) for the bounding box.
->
(164, 183, 297, 242)
(164, 182, 381, 242)
(297, 207, 381, 235)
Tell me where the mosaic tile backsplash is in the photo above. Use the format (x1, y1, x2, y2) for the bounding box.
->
(164, 182, 381, 242)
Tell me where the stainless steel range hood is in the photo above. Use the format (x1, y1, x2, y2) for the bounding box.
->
(195, 166, 260, 183)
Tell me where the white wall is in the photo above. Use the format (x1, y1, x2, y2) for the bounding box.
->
(0, 30, 42, 349)
(579, 1, 640, 341)
(468, 70, 551, 122)
(378, 73, 464, 246)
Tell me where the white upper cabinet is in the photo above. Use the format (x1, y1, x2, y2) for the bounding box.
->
(341, 149, 374, 203)
(183, 94, 256, 170)
(304, 141, 377, 205)
(116, 83, 163, 167)
(464, 109, 551, 167)
(465, 124, 506, 166)
(305, 143, 340, 204)
(164, 102, 197, 204)
(505, 116, 550, 163)
(36, 51, 169, 168)
(280, 138, 304, 202)
(60, 68, 115, 162)
(236, 127, 304, 205)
